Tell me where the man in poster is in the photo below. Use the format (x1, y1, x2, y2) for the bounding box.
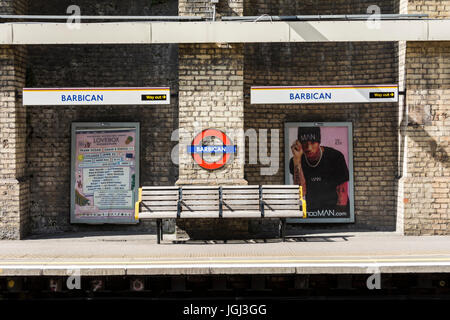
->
(289, 126, 350, 217)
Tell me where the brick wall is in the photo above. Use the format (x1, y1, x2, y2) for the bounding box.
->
(0, 45, 29, 239)
(243, 0, 401, 232)
(400, 1, 450, 235)
(245, 0, 396, 15)
(3, 0, 447, 238)
(394, 0, 408, 233)
(29, 0, 175, 16)
(179, 0, 243, 20)
(0, 0, 29, 239)
(177, 43, 246, 185)
(176, 0, 248, 239)
(408, 0, 450, 18)
(176, 42, 251, 239)
(25, 0, 179, 235)
(403, 42, 450, 235)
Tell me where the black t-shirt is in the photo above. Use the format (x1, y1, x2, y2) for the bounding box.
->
(289, 146, 349, 210)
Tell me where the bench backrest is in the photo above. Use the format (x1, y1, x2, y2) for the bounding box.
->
(140, 186, 179, 218)
(137, 185, 305, 219)
(180, 186, 219, 218)
(261, 185, 303, 218)
(222, 185, 261, 218)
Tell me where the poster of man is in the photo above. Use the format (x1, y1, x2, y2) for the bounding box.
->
(285, 122, 354, 223)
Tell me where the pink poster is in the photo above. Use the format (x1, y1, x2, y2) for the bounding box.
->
(286, 123, 354, 222)
(72, 127, 137, 223)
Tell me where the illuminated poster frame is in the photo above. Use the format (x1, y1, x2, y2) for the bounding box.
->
(285, 122, 355, 223)
(70, 122, 140, 224)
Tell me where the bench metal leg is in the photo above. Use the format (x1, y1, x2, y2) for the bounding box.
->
(156, 219, 161, 244)
(160, 219, 164, 241)
(280, 218, 286, 242)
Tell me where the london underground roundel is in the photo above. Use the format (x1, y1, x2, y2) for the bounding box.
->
(188, 129, 237, 170)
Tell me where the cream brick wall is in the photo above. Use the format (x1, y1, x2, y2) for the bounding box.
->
(402, 1, 450, 235)
(177, 43, 246, 186)
(1, 0, 448, 239)
(0, 0, 29, 239)
(179, 0, 243, 20)
(403, 44, 450, 235)
(408, 0, 450, 18)
(176, 0, 248, 239)
(177, 0, 245, 188)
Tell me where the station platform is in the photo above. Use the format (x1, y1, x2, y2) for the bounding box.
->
(1, 231, 450, 276)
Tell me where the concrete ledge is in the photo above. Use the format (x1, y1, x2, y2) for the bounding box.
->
(1, 20, 450, 44)
(2, 261, 450, 276)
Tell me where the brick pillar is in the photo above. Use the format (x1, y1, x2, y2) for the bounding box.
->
(401, 1, 450, 235)
(0, 0, 29, 239)
(395, 0, 408, 235)
(177, 43, 246, 186)
(176, 0, 248, 239)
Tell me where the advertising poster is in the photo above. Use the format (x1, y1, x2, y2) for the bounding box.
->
(285, 122, 354, 223)
(71, 123, 140, 224)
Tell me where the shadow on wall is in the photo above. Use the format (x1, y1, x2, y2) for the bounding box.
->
(398, 115, 449, 175)
(409, 122, 449, 168)
(217, 1, 242, 18)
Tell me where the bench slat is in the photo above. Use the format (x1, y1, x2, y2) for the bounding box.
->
(261, 189, 299, 194)
(178, 200, 218, 206)
(141, 190, 179, 196)
(222, 211, 262, 218)
(182, 199, 218, 204)
(142, 207, 179, 212)
(182, 194, 219, 200)
(222, 199, 259, 205)
(142, 207, 178, 213)
(181, 186, 219, 190)
(264, 211, 303, 218)
(182, 201, 218, 205)
(223, 206, 260, 211)
(139, 211, 178, 219)
(141, 195, 179, 201)
(142, 200, 178, 206)
(182, 206, 219, 211)
(262, 185, 299, 189)
(142, 200, 178, 205)
(262, 204, 301, 210)
(222, 194, 259, 200)
(182, 189, 219, 195)
(180, 211, 220, 218)
(263, 199, 300, 205)
(142, 186, 179, 190)
(181, 204, 218, 208)
(142, 186, 179, 189)
(222, 189, 259, 195)
(263, 194, 299, 200)
(221, 186, 260, 189)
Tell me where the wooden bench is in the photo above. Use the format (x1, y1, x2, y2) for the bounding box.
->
(136, 185, 306, 243)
